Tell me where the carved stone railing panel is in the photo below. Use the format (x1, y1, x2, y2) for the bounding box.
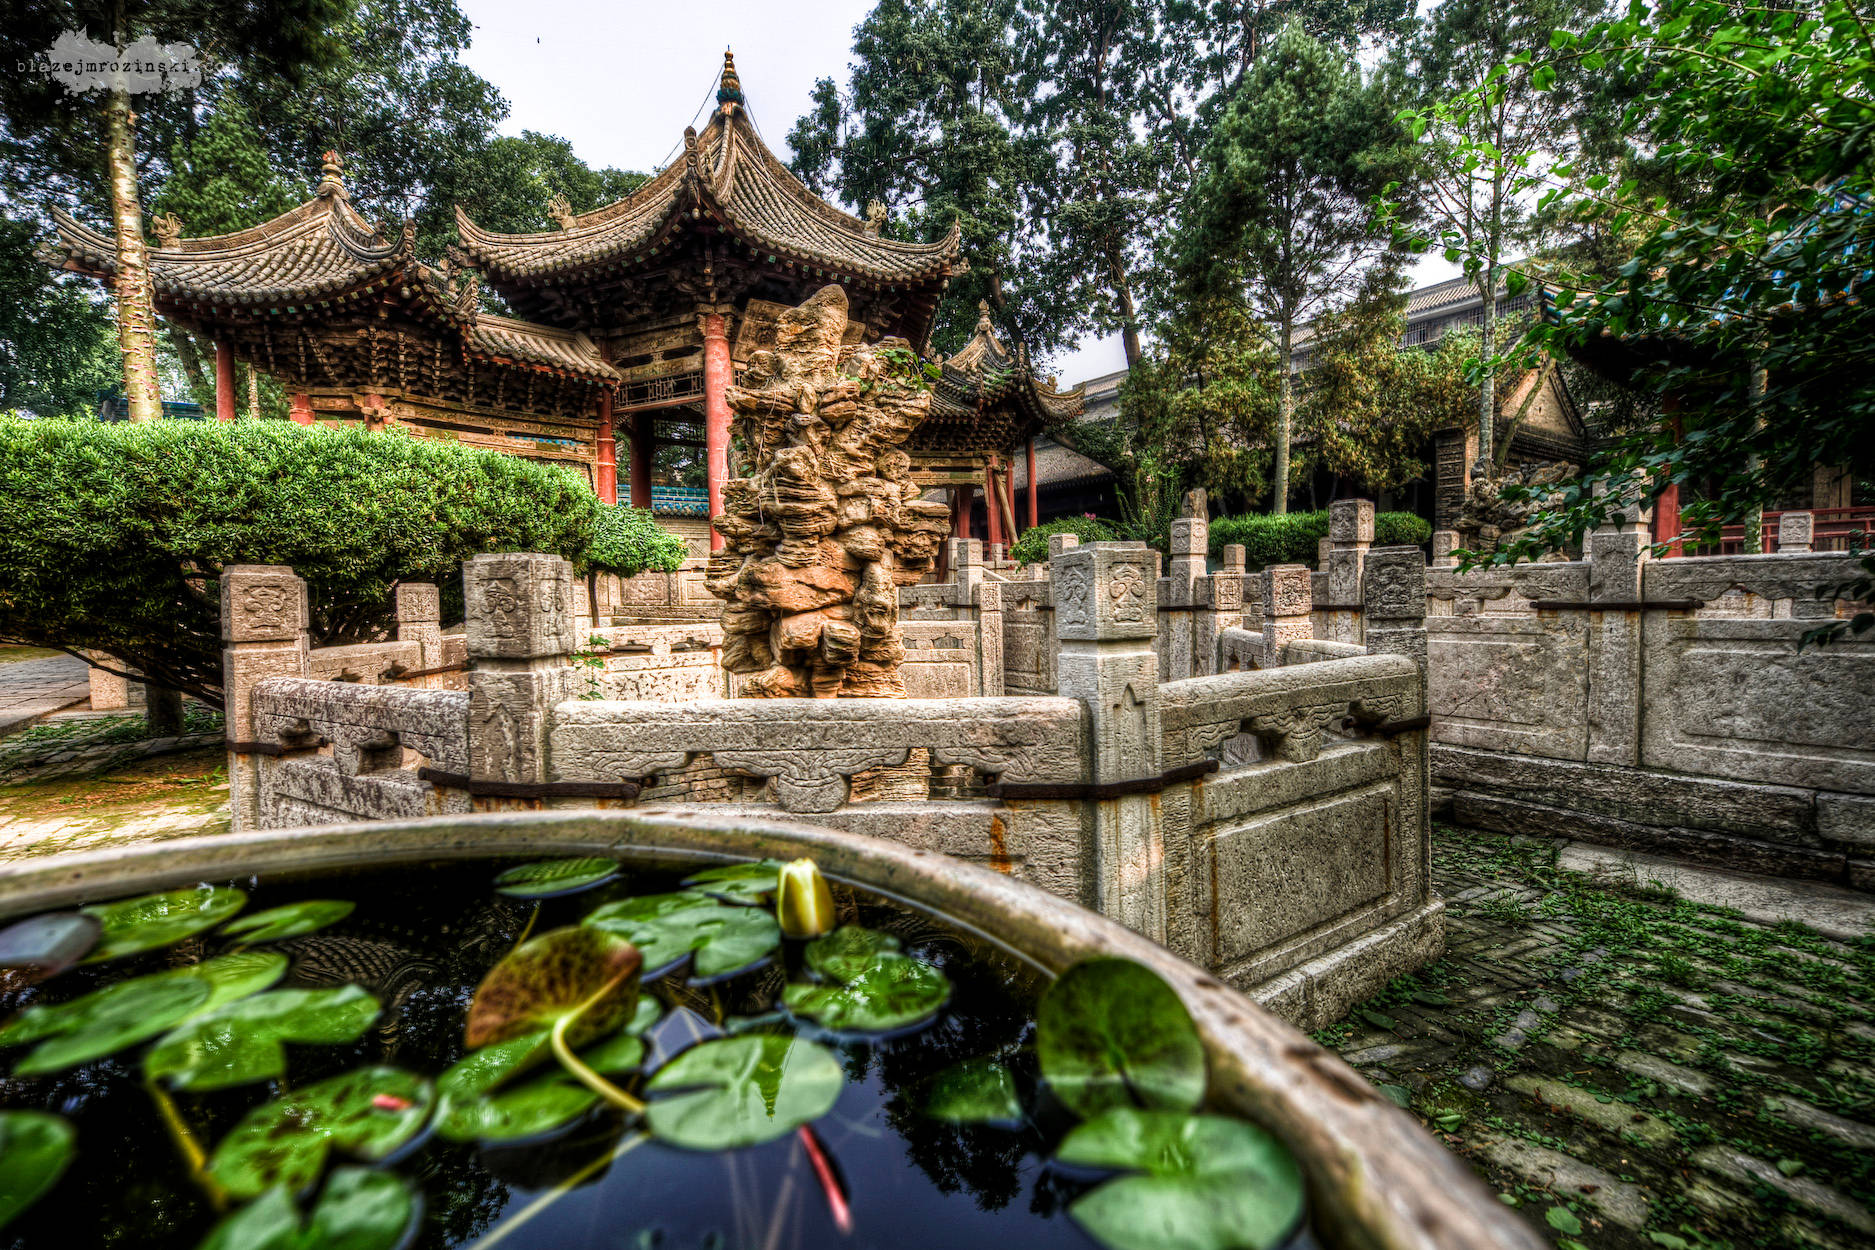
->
(1159, 655, 1419, 770)
(252, 677, 469, 775)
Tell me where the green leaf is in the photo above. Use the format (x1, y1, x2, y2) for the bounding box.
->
(81, 885, 247, 962)
(1070, 1174, 1301, 1250)
(207, 1066, 435, 1199)
(1037, 959, 1205, 1118)
(923, 1059, 1022, 1125)
(146, 987, 381, 1090)
(645, 1035, 842, 1150)
(221, 900, 355, 943)
(1647, 1234, 1691, 1249)
(0, 1111, 75, 1230)
(2, 974, 209, 1074)
(585, 891, 779, 979)
(803, 924, 902, 982)
(1546, 1206, 1583, 1235)
(465, 926, 642, 1049)
(0, 913, 99, 985)
(783, 954, 950, 1033)
(682, 860, 789, 904)
(1376, 1083, 1413, 1109)
(436, 1073, 598, 1143)
(195, 1167, 419, 1250)
(493, 858, 620, 899)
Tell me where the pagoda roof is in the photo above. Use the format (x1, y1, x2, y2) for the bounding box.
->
(916, 302, 1085, 454)
(454, 56, 962, 304)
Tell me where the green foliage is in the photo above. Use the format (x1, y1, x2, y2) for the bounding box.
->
(492, 858, 621, 900)
(1208, 509, 1429, 566)
(1010, 515, 1121, 565)
(0, 1112, 75, 1231)
(783, 951, 952, 1033)
(644, 1035, 844, 1150)
(221, 901, 356, 944)
(584, 506, 688, 578)
(82, 885, 248, 963)
(1037, 958, 1206, 1119)
(0, 419, 598, 707)
(195, 1168, 418, 1250)
(584, 891, 781, 980)
(0, 213, 116, 418)
(145, 987, 381, 1091)
(207, 1067, 435, 1200)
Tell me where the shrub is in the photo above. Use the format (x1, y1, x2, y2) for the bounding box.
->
(585, 506, 688, 577)
(1010, 515, 1120, 565)
(1208, 509, 1431, 567)
(0, 419, 611, 707)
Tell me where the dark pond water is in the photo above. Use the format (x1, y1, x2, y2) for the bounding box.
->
(0, 856, 1250, 1250)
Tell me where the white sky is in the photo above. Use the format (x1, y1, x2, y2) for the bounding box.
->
(456, 0, 1457, 388)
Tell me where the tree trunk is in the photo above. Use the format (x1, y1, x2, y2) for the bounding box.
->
(247, 366, 261, 419)
(1274, 321, 1293, 516)
(171, 330, 210, 405)
(146, 685, 184, 736)
(1110, 239, 1142, 367)
(1476, 261, 1496, 474)
(106, 86, 162, 423)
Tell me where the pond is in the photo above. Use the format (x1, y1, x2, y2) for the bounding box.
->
(0, 854, 1307, 1250)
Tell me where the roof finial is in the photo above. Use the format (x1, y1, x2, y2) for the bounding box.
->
(717, 49, 743, 108)
(548, 192, 575, 231)
(316, 150, 345, 199)
(151, 211, 182, 249)
(863, 200, 886, 237)
(975, 299, 994, 335)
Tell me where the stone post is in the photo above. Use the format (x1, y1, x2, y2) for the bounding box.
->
(1362, 547, 1429, 709)
(1777, 510, 1814, 554)
(1222, 545, 1255, 629)
(465, 553, 579, 794)
(948, 537, 984, 607)
(221, 565, 311, 833)
(1324, 499, 1373, 645)
(1160, 516, 1208, 680)
(394, 583, 444, 671)
(1199, 550, 1244, 679)
(1261, 564, 1313, 668)
(1431, 530, 1460, 568)
(1585, 528, 1647, 766)
(974, 582, 1005, 696)
(1047, 532, 1080, 560)
(1053, 542, 1166, 944)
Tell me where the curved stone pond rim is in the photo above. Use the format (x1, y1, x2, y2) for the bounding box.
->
(0, 806, 1542, 1250)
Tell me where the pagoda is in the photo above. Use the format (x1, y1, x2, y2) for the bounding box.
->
(44, 51, 1082, 554)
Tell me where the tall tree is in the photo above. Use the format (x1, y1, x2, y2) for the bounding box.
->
(1386, 0, 1605, 472)
(1174, 21, 1411, 512)
(0, 213, 117, 417)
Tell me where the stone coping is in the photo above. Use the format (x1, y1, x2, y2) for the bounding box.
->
(0, 808, 1536, 1250)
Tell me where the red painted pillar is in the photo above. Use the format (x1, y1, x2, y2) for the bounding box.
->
(1653, 483, 1683, 557)
(594, 390, 617, 505)
(1025, 439, 1039, 529)
(700, 310, 732, 550)
(215, 341, 236, 421)
(985, 463, 1004, 551)
(288, 392, 314, 425)
(629, 416, 653, 509)
(953, 485, 974, 538)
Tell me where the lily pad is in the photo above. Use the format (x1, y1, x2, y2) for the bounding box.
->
(924, 1059, 1022, 1125)
(207, 1066, 435, 1199)
(803, 924, 901, 982)
(222, 900, 355, 944)
(585, 891, 779, 980)
(625, 996, 661, 1035)
(644, 1035, 842, 1150)
(147, 986, 382, 1091)
(683, 860, 788, 904)
(80, 885, 247, 963)
(465, 926, 642, 1049)
(0, 913, 99, 985)
(196, 1167, 420, 1250)
(433, 1026, 646, 1142)
(0, 1110, 75, 1229)
(1037, 959, 1205, 1118)
(783, 954, 950, 1033)
(1060, 1108, 1304, 1250)
(493, 858, 621, 899)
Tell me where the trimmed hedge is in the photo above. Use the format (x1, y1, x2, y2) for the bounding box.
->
(587, 506, 688, 577)
(0, 419, 661, 707)
(1208, 509, 1431, 567)
(1010, 515, 1120, 566)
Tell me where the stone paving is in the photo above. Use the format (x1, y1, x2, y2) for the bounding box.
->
(0, 649, 90, 736)
(0, 742, 229, 861)
(1321, 827, 1875, 1250)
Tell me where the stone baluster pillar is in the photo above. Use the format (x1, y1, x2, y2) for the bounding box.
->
(1261, 564, 1313, 668)
(394, 583, 443, 672)
(1362, 547, 1429, 710)
(465, 553, 579, 798)
(948, 537, 984, 611)
(1777, 511, 1814, 555)
(1161, 515, 1208, 680)
(1199, 549, 1244, 678)
(1324, 499, 1373, 645)
(221, 565, 311, 833)
(1053, 542, 1166, 943)
(1431, 530, 1460, 568)
(974, 582, 1005, 696)
(1586, 518, 1648, 766)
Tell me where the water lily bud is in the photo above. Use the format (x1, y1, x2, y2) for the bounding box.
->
(776, 858, 835, 939)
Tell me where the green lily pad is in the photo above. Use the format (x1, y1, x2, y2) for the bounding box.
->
(465, 926, 642, 1049)
(433, 1026, 647, 1142)
(783, 954, 950, 1033)
(80, 885, 247, 962)
(1061, 1108, 1304, 1250)
(221, 900, 355, 944)
(626, 996, 661, 1035)
(0, 913, 100, 985)
(683, 860, 789, 904)
(195, 1167, 419, 1250)
(207, 1066, 435, 1199)
(803, 924, 902, 982)
(645, 1035, 842, 1150)
(147, 986, 381, 1091)
(1037, 959, 1205, 1118)
(494, 858, 621, 899)
(585, 891, 779, 980)
(0, 1111, 75, 1229)
(924, 1059, 1022, 1125)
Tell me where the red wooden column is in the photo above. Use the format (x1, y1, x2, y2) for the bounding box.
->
(214, 341, 237, 421)
(985, 463, 1004, 552)
(288, 393, 314, 425)
(1654, 395, 1684, 556)
(594, 389, 618, 505)
(629, 416, 653, 509)
(953, 484, 975, 538)
(1025, 439, 1039, 529)
(699, 309, 732, 550)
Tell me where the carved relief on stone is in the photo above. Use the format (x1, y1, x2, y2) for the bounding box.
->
(1247, 702, 1347, 763)
(709, 285, 949, 698)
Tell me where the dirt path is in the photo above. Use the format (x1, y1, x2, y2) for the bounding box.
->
(0, 745, 229, 862)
